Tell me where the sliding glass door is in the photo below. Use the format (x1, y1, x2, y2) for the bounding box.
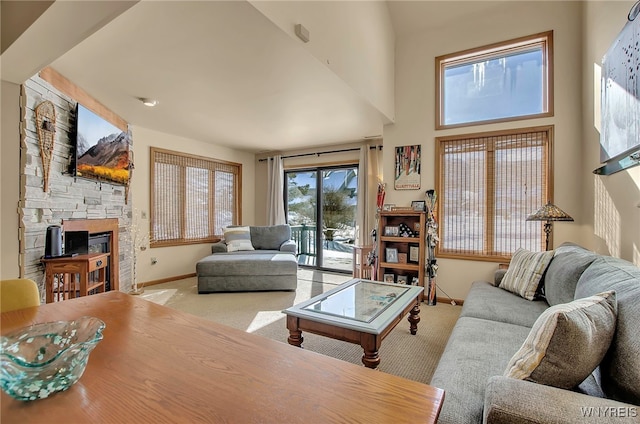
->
(286, 165, 358, 273)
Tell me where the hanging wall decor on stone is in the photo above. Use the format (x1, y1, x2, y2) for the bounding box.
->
(35, 100, 56, 192)
(124, 147, 133, 205)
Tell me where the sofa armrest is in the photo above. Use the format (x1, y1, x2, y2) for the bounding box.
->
(485, 376, 638, 424)
(211, 241, 227, 254)
(279, 240, 297, 255)
(493, 269, 507, 287)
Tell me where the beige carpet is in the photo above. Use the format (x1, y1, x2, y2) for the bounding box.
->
(141, 269, 461, 385)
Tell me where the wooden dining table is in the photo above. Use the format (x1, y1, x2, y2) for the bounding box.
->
(1, 291, 444, 423)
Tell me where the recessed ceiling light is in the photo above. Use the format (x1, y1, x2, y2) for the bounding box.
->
(140, 98, 158, 107)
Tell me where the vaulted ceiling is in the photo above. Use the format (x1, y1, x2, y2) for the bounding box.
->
(2, 1, 502, 153)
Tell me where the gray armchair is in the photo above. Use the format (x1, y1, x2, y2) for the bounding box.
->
(197, 224, 299, 293)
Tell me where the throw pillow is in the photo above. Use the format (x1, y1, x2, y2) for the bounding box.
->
(500, 248, 554, 300)
(223, 226, 254, 252)
(504, 290, 617, 389)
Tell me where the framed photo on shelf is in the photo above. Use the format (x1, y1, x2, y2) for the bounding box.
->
(411, 200, 426, 212)
(398, 253, 407, 264)
(413, 222, 421, 233)
(384, 226, 400, 237)
(383, 273, 395, 284)
(409, 244, 420, 263)
(386, 247, 399, 263)
(382, 204, 395, 212)
(397, 275, 408, 285)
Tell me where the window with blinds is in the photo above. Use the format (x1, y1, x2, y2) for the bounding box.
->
(150, 147, 241, 247)
(435, 126, 552, 261)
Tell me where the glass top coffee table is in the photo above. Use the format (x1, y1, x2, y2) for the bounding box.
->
(283, 278, 423, 369)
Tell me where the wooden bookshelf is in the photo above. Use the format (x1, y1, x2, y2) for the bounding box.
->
(377, 211, 426, 300)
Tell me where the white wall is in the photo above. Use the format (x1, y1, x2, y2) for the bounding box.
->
(385, 1, 584, 299)
(0, 81, 21, 278)
(130, 126, 256, 284)
(251, 0, 395, 123)
(582, 1, 640, 265)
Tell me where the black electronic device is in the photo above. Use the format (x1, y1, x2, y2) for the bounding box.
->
(44, 225, 63, 258)
(64, 230, 89, 256)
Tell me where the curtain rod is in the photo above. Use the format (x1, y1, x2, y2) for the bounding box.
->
(258, 145, 382, 162)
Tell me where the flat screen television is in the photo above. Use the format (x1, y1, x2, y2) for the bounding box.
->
(72, 103, 130, 185)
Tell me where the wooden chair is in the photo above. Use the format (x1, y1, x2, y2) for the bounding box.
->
(0, 279, 41, 312)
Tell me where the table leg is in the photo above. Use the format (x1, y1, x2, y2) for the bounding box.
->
(361, 334, 381, 369)
(408, 302, 420, 335)
(288, 330, 304, 347)
(70, 274, 78, 299)
(45, 267, 54, 303)
(286, 315, 303, 347)
(80, 262, 88, 298)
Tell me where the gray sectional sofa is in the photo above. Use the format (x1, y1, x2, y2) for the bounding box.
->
(197, 225, 298, 293)
(431, 243, 640, 423)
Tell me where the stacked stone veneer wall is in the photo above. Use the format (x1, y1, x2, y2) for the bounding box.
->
(20, 74, 133, 297)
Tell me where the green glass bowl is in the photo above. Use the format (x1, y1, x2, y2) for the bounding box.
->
(1, 316, 105, 401)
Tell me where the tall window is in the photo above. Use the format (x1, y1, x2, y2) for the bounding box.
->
(150, 147, 241, 247)
(435, 126, 552, 261)
(436, 31, 553, 129)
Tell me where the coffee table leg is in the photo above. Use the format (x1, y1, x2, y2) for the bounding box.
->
(288, 330, 303, 347)
(361, 335, 381, 369)
(408, 302, 420, 335)
(286, 315, 304, 347)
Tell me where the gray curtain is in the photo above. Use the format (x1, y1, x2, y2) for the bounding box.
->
(356, 144, 383, 246)
(267, 155, 286, 225)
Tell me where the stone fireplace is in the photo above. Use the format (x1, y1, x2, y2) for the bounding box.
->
(19, 72, 133, 296)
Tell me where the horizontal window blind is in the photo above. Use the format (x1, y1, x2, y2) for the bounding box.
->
(436, 126, 552, 261)
(151, 148, 241, 247)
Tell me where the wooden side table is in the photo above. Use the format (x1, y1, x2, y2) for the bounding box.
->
(42, 253, 110, 303)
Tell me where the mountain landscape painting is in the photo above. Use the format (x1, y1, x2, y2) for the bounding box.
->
(76, 104, 130, 185)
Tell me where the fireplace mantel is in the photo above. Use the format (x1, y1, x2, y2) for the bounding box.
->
(62, 218, 119, 291)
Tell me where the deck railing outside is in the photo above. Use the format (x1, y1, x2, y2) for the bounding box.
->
(290, 224, 317, 257)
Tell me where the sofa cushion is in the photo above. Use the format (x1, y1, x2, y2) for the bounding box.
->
(211, 241, 228, 254)
(197, 252, 298, 276)
(250, 225, 291, 250)
(460, 281, 549, 328)
(484, 375, 632, 424)
(198, 274, 297, 293)
(575, 256, 640, 405)
(575, 368, 606, 398)
(504, 291, 617, 389)
(500, 248, 554, 300)
(224, 226, 254, 252)
(430, 316, 532, 424)
(543, 243, 598, 306)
